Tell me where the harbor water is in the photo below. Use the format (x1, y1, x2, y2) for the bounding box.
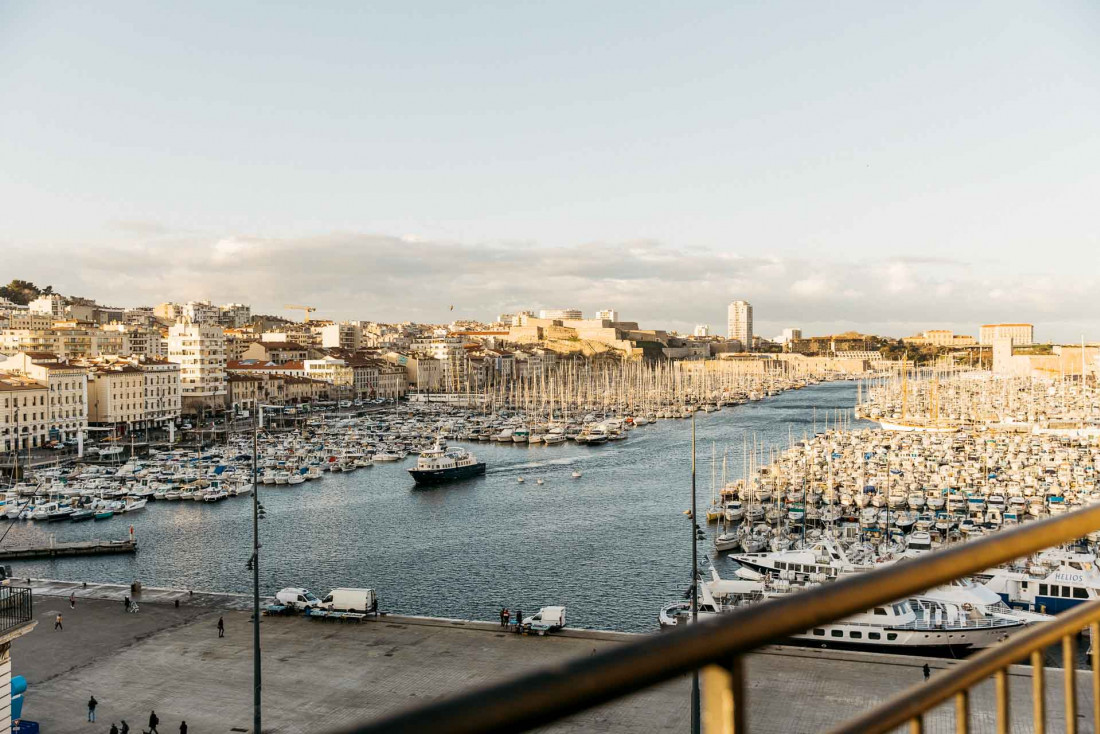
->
(2, 382, 868, 632)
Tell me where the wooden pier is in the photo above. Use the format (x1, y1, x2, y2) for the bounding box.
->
(0, 538, 137, 561)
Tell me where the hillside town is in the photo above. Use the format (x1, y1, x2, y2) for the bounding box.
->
(0, 279, 1074, 458)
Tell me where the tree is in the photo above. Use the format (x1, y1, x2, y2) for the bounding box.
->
(0, 279, 48, 305)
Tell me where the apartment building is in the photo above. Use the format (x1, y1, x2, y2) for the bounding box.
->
(87, 363, 146, 430)
(320, 323, 362, 351)
(0, 352, 88, 443)
(98, 324, 166, 358)
(727, 301, 753, 348)
(0, 374, 50, 453)
(218, 303, 252, 328)
(167, 321, 227, 414)
(133, 357, 182, 426)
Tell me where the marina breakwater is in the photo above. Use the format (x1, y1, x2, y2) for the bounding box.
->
(0, 382, 868, 632)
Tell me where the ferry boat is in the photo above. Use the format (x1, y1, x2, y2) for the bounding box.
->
(408, 442, 486, 485)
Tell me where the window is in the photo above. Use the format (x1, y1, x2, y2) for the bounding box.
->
(1040, 584, 1048, 595)
(1074, 587, 1088, 599)
(812, 629, 825, 636)
(887, 633, 898, 641)
(873, 607, 888, 616)
(831, 630, 843, 637)
(850, 631, 862, 639)
(868, 632, 881, 640)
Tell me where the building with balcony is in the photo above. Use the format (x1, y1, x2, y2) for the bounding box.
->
(0, 373, 50, 453)
(0, 352, 88, 443)
(167, 321, 227, 414)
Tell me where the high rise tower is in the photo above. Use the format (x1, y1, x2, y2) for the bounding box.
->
(727, 300, 753, 349)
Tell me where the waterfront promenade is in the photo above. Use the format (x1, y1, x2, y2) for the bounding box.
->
(17, 581, 1092, 732)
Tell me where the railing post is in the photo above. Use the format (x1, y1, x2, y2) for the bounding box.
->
(700, 655, 745, 734)
(908, 716, 922, 734)
(700, 664, 732, 734)
(1031, 649, 1045, 734)
(1092, 622, 1100, 731)
(954, 690, 969, 734)
(994, 669, 1009, 734)
(729, 655, 745, 733)
(1064, 635, 1077, 734)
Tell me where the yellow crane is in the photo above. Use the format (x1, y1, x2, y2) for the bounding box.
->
(284, 304, 317, 323)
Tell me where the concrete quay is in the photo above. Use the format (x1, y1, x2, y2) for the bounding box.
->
(15, 581, 1098, 733)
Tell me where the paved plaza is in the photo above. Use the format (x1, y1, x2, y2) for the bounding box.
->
(13, 580, 1098, 733)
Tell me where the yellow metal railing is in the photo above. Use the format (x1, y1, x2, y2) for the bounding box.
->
(828, 600, 1100, 734)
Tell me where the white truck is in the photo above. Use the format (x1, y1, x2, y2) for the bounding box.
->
(275, 587, 324, 610)
(321, 588, 378, 614)
(522, 606, 566, 635)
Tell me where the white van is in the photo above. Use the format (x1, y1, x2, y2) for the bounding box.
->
(322, 588, 378, 614)
(275, 587, 323, 609)
(522, 606, 566, 635)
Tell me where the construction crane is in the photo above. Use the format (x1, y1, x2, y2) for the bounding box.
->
(284, 304, 317, 323)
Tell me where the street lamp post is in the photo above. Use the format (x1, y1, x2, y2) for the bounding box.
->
(690, 412, 700, 734)
(251, 408, 262, 733)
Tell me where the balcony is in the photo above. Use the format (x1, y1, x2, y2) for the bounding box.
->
(0, 587, 33, 637)
(331, 505, 1100, 734)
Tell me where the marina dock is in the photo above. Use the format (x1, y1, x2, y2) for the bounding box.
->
(0, 538, 136, 561)
(16, 582, 1093, 732)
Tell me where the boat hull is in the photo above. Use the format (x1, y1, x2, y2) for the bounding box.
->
(408, 463, 487, 485)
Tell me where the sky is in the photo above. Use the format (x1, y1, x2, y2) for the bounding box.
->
(1, 1, 1098, 340)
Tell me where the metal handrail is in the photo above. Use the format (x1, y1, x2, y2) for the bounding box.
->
(332, 504, 1100, 734)
(829, 600, 1100, 734)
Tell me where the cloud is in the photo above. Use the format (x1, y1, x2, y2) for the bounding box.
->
(4, 232, 1095, 341)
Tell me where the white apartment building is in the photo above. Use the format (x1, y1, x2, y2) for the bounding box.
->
(595, 309, 619, 322)
(980, 323, 1034, 346)
(98, 324, 166, 358)
(218, 303, 252, 328)
(181, 301, 221, 325)
(693, 325, 710, 337)
(0, 353, 88, 443)
(0, 374, 49, 453)
(27, 294, 65, 319)
(780, 327, 802, 346)
(168, 321, 227, 413)
(303, 358, 355, 389)
(727, 301, 753, 349)
(320, 323, 362, 351)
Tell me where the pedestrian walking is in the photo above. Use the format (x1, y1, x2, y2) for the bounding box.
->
(69, 592, 76, 609)
(217, 616, 224, 638)
(515, 609, 523, 633)
(87, 695, 97, 722)
(55, 613, 63, 631)
(923, 663, 931, 681)
(110, 724, 119, 734)
(120, 720, 130, 734)
(179, 721, 187, 734)
(148, 710, 159, 734)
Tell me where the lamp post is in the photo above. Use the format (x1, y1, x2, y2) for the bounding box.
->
(251, 408, 262, 733)
(690, 411, 700, 734)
